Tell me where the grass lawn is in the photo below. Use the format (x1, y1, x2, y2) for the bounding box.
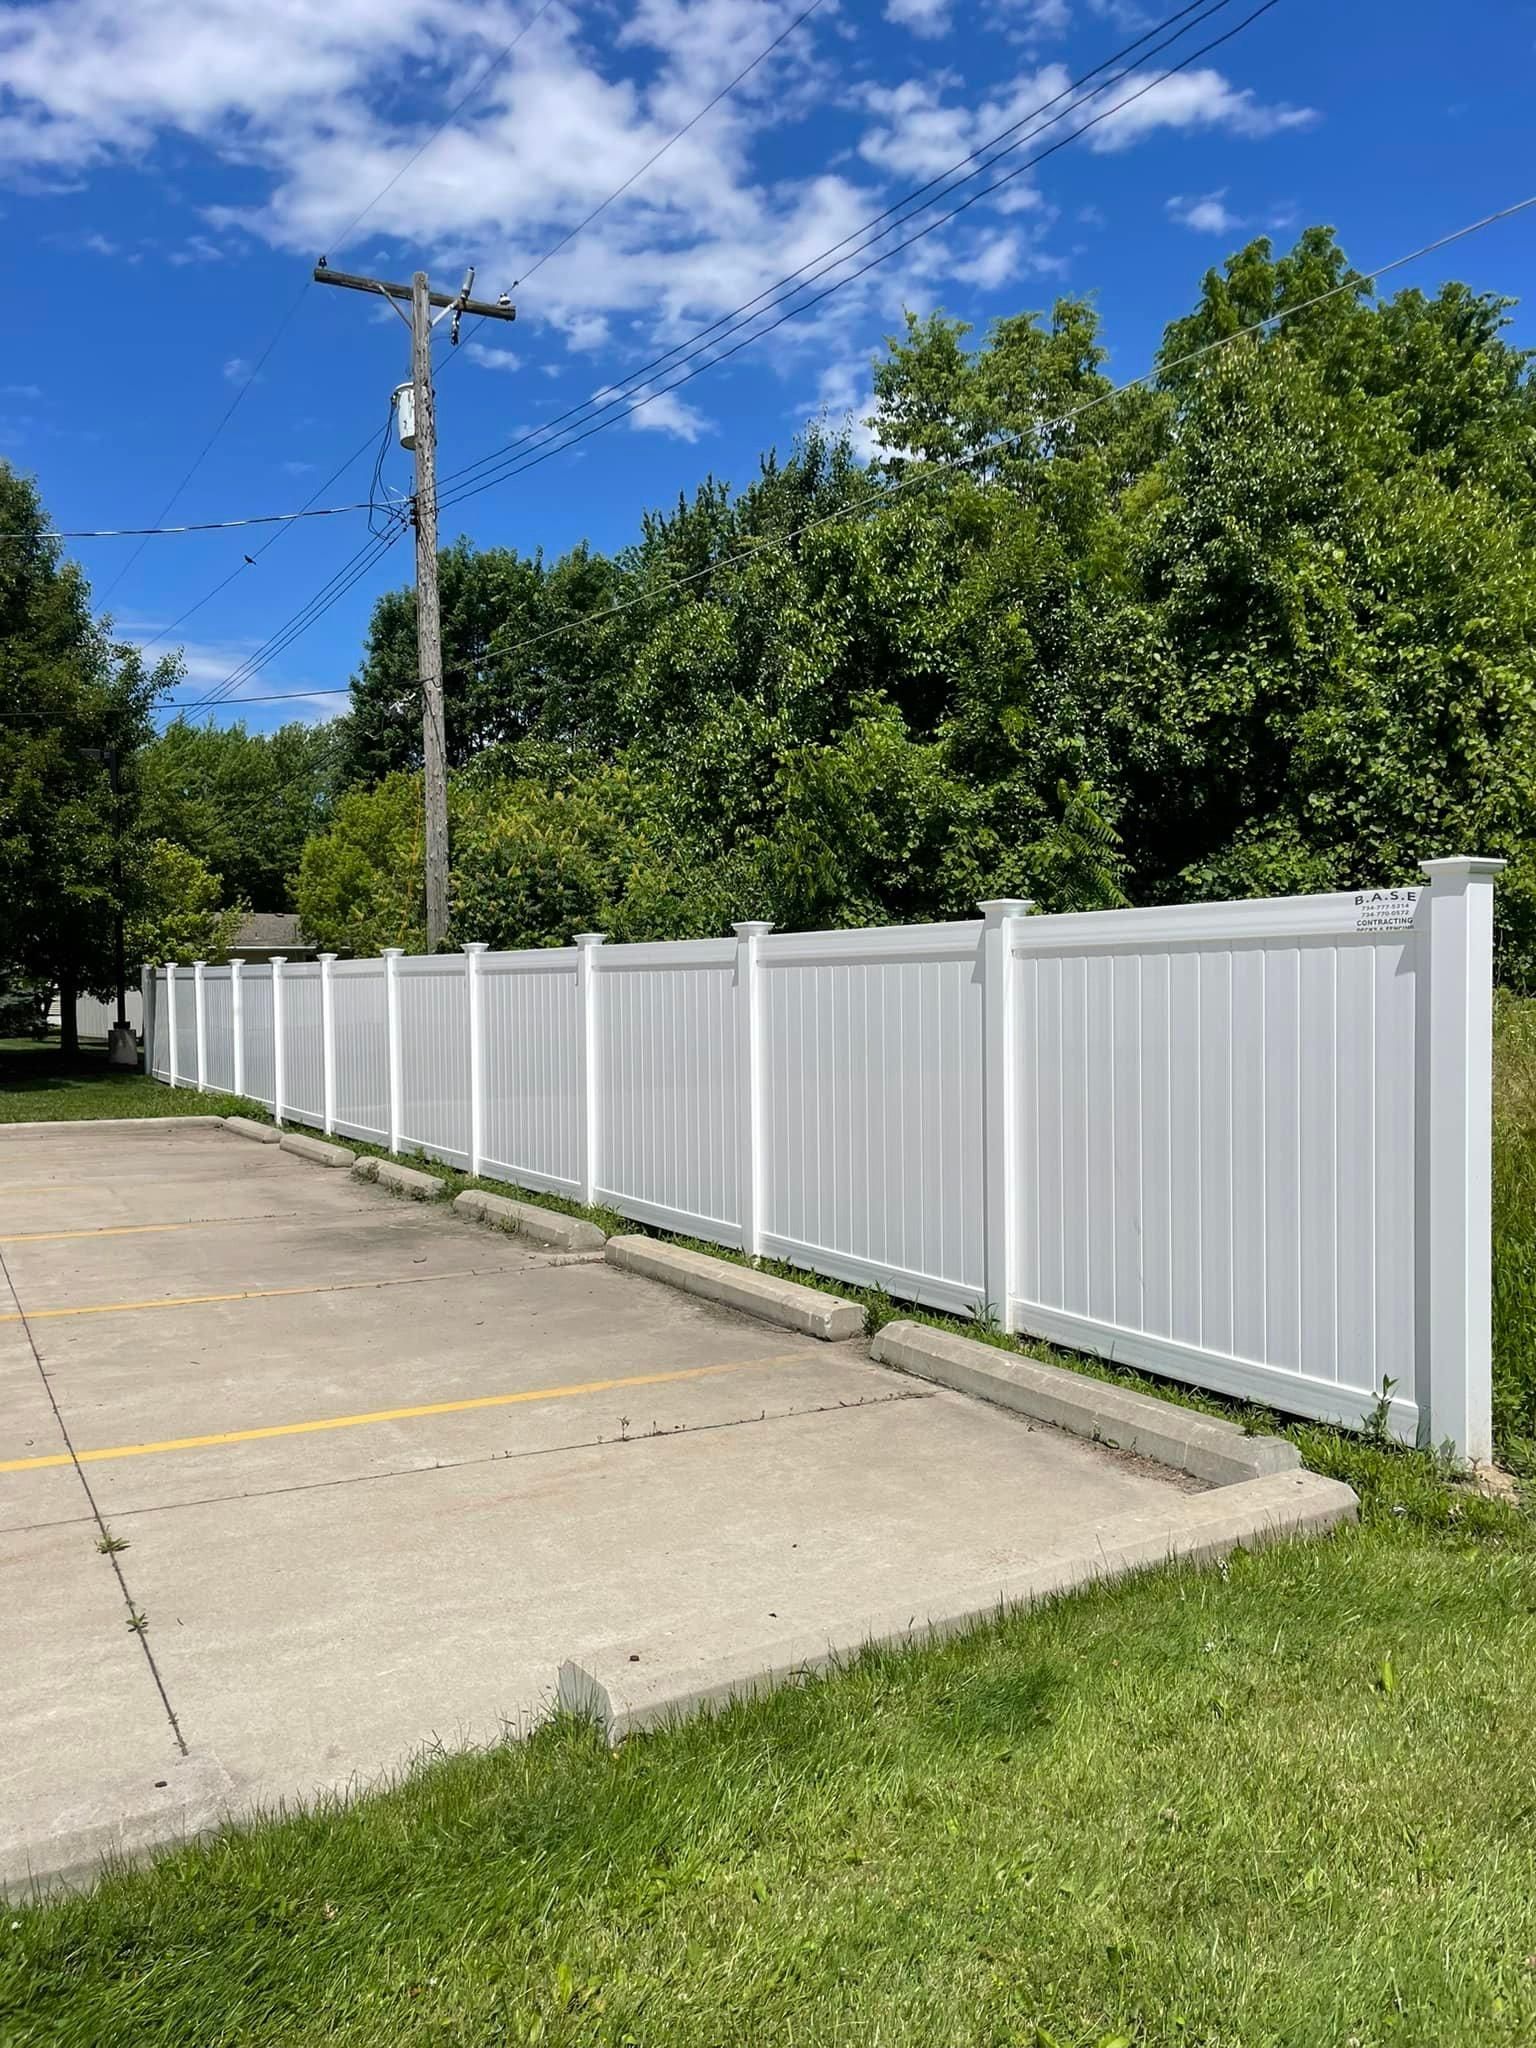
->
(4, 1017, 1536, 2045)
(0, 1039, 246, 1125)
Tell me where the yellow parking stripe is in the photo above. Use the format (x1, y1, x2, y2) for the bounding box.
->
(0, 1217, 299, 1246)
(0, 1268, 508, 1326)
(0, 1352, 811, 1473)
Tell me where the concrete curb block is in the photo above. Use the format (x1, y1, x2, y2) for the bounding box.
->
(350, 1156, 447, 1200)
(279, 1131, 356, 1170)
(0, 1115, 228, 1136)
(454, 1189, 604, 1250)
(870, 1320, 1301, 1486)
(223, 1115, 280, 1145)
(604, 1236, 864, 1341)
(0, 1751, 236, 1901)
(558, 1468, 1357, 1744)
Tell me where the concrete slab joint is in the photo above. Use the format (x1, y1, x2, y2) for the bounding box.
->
(453, 1189, 605, 1251)
(278, 1132, 356, 1170)
(604, 1236, 864, 1341)
(869, 1320, 1303, 1487)
(223, 1115, 280, 1145)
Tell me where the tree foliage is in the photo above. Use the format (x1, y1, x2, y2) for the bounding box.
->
(0, 462, 188, 1038)
(292, 229, 1536, 979)
(137, 717, 343, 913)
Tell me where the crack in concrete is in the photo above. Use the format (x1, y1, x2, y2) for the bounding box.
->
(0, 1242, 190, 1758)
(6, 1387, 936, 1534)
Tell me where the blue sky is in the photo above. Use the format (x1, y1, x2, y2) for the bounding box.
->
(2, 0, 1533, 732)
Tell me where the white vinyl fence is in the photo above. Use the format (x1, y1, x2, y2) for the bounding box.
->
(54, 989, 143, 1040)
(145, 856, 1504, 1458)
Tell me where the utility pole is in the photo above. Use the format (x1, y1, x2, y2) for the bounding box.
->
(313, 260, 515, 948)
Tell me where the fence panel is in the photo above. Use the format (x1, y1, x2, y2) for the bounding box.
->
(203, 968, 235, 1091)
(241, 967, 276, 1111)
(140, 864, 1502, 1457)
(332, 959, 389, 1147)
(172, 967, 198, 1081)
(1007, 896, 1424, 1439)
(149, 970, 170, 1079)
(397, 958, 471, 1166)
(72, 989, 144, 1041)
(758, 925, 987, 1314)
(279, 964, 324, 1128)
(480, 952, 581, 1193)
(594, 941, 740, 1239)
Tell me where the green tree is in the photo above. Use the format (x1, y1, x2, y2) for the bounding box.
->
(0, 463, 178, 1052)
(137, 716, 343, 912)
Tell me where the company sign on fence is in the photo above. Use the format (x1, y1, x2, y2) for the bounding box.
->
(146, 857, 1503, 1458)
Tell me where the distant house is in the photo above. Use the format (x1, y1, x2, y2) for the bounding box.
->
(223, 913, 317, 964)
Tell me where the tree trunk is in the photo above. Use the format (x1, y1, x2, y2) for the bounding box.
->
(57, 972, 79, 1059)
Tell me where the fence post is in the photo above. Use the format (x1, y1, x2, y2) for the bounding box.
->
(1418, 856, 1505, 1462)
(192, 960, 207, 1091)
(164, 963, 179, 1089)
(318, 953, 337, 1135)
(271, 956, 287, 1128)
(574, 932, 607, 1206)
(230, 959, 245, 1100)
(140, 965, 153, 1074)
(383, 949, 404, 1156)
(979, 898, 1033, 1329)
(464, 943, 487, 1178)
(732, 921, 774, 1256)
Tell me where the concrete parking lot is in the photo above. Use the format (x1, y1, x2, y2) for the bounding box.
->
(2, 1117, 1204, 1891)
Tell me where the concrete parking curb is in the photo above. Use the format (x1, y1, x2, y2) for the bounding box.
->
(223, 1115, 280, 1144)
(557, 1467, 1357, 1744)
(870, 1321, 1301, 1487)
(279, 1131, 356, 1170)
(453, 1189, 605, 1250)
(604, 1237, 864, 1341)
(350, 1157, 445, 1200)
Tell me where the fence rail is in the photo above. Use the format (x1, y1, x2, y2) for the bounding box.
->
(145, 856, 1504, 1457)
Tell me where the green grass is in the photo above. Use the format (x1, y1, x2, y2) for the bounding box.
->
(0, 1039, 247, 1125)
(4, 1507, 1536, 2048)
(6, 1011, 1536, 2046)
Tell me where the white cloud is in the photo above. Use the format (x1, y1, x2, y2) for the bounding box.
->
(629, 388, 711, 440)
(952, 228, 1023, 290)
(810, 357, 881, 461)
(1087, 69, 1316, 151)
(167, 232, 225, 265)
(464, 339, 523, 374)
(0, 0, 1313, 449)
(884, 0, 953, 36)
(2, 382, 43, 399)
(590, 378, 713, 440)
(222, 356, 250, 383)
(80, 230, 118, 255)
(1166, 188, 1242, 234)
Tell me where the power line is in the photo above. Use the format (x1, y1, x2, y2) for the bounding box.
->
(135, 426, 389, 653)
(167, 0, 837, 712)
(411, 189, 1536, 678)
(436, 0, 1284, 514)
(513, 0, 828, 288)
(433, 0, 1230, 503)
(16, 502, 375, 541)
